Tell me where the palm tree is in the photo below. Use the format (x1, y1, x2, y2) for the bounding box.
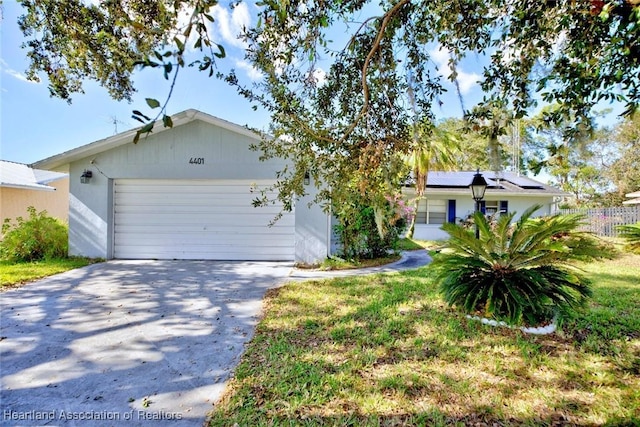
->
(405, 119, 461, 237)
(431, 205, 609, 326)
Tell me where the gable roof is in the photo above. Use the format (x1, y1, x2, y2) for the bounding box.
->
(414, 170, 568, 197)
(32, 109, 262, 170)
(0, 160, 68, 191)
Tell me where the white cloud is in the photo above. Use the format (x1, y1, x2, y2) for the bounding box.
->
(308, 67, 327, 87)
(234, 59, 263, 81)
(172, 3, 252, 54)
(550, 30, 568, 60)
(496, 36, 519, 67)
(0, 59, 38, 84)
(211, 3, 251, 49)
(430, 47, 450, 68)
(456, 70, 480, 94)
(430, 46, 480, 95)
(175, 3, 259, 83)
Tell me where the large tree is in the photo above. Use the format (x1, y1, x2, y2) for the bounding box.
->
(605, 114, 640, 204)
(431, 117, 518, 172)
(523, 106, 640, 207)
(524, 106, 615, 206)
(16, 0, 640, 210)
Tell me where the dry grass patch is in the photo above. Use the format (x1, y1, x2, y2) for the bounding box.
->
(208, 255, 640, 426)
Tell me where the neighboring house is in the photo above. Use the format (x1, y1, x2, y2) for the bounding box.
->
(406, 171, 568, 241)
(622, 191, 640, 205)
(0, 160, 69, 227)
(33, 109, 330, 263)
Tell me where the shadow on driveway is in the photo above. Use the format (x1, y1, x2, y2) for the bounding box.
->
(1, 260, 292, 426)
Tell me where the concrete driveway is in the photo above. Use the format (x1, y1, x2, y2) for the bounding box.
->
(0, 260, 293, 426)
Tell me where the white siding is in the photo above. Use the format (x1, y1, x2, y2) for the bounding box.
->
(113, 179, 294, 260)
(411, 196, 558, 241)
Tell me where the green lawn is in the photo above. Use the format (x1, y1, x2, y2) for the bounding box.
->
(0, 258, 99, 288)
(396, 237, 443, 251)
(208, 254, 640, 426)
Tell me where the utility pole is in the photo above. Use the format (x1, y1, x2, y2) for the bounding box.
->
(512, 119, 521, 176)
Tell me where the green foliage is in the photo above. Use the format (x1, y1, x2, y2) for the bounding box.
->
(405, 118, 463, 197)
(617, 222, 640, 254)
(605, 115, 640, 204)
(1, 207, 68, 262)
(524, 106, 619, 207)
(431, 205, 610, 326)
(234, 0, 640, 213)
(395, 238, 429, 251)
(433, 117, 514, 172)
(18, 0, 174, 102)
(333, 192, 411, 260)
(404, 118, 462, 237)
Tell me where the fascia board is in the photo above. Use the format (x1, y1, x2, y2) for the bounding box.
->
(0, 183, 57, 192)
(410, 187, 569, 198)
(32, 109, 265, 170)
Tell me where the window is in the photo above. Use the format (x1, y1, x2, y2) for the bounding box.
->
(416, 199, 447, 224)
(485, 200, 499, 215)
(483, 200, 508, 216)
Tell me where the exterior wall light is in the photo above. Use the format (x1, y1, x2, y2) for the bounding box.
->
(80, 169, 93, 184)
(469, 169, 487, 239)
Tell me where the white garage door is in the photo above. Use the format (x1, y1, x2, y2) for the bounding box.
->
(113, 179, 294, 260)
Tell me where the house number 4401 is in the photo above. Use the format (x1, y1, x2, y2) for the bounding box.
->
(189, 157, 205, 164)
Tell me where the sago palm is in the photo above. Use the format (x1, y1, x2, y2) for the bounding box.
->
(431, 205, 605, 326)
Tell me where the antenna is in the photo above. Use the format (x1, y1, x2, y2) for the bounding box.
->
(108, 115, 127, 134)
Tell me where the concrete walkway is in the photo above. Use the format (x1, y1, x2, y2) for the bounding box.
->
(0, 251, 430, 426)
(286, 249, 432, 281)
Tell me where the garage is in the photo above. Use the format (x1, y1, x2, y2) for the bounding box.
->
(113, 179, 295, 260)
(32, 109, 330, 264)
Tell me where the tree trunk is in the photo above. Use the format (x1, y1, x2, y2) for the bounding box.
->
(407, 197, 419, 238)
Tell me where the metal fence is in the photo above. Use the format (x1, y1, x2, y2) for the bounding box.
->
(559, 205, 640, 237)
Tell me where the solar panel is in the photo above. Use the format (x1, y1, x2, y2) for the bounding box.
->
(501, 173, 544, 189)
(426, 171, 500, 188)
(428, 172, 473, 187)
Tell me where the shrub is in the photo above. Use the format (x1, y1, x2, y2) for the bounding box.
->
(1, 207, 68, 262)
(333, 192, 412, 260)
(431, 205, 610, 326)
(617, 222, 640, 254)
(334, 205, 400, 260)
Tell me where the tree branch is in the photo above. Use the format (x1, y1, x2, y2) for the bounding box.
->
(340, 0, 410, 143)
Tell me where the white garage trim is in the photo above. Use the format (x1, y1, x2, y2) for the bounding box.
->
(113, 179, 294, 260)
